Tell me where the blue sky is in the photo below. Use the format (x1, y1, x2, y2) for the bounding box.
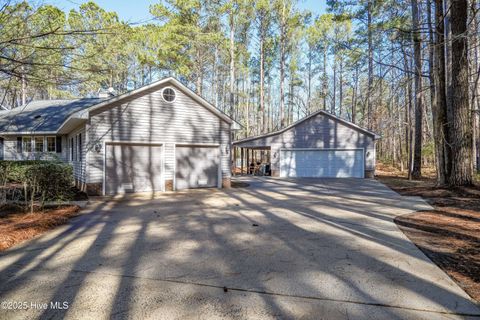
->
(46, 0, 328, 24)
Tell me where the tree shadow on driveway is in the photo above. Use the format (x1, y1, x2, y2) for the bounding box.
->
(0, 178, 479, 319)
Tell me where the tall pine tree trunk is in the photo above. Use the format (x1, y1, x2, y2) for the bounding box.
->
(322, 46, 328, 110)
(433, 0, 449, 185)
(339, 57, 344, 118)
(307, 46, 312, 113)
(260, 30, 266, 133)
(427, 0, 436, 162)
(214, 46, 219, 108)
(411, 0, 423, 179)
(196, 49, 203, 95)
(448, 0, 473, 185)
(280, 46, 285, 127)
(332, 57, 337, 114)
(21, 68, 26, 106)
(352, 65, 358, 123)
(367, 0, 373, 129)
(279, 6, 286, 128)
(229, 12, 235, 118)
(402, 47, 414, 179)
(470, 0, 479, 172)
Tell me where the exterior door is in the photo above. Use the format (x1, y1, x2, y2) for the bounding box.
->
(175, 146, 219, 190)
(280, 149, 364, 178)
(105, 143, 163, 194)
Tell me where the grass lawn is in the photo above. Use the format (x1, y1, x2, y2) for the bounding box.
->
(376, 163, 480, 302)
(0, 205, 81, 251)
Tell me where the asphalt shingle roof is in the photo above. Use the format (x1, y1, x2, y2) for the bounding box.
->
(0, 98, 105, 133)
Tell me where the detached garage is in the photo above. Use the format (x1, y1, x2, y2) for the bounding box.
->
(233, 110, 380, 178)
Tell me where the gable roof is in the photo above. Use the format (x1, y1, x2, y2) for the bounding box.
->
(83, 77, 239, 128)
(0, 77, 240, 135)
(233, 109, 381, 145)
(0, 98, 105, 134)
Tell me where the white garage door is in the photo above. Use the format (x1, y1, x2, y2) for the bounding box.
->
(280, 149, 364, 178)
(105, 143, 163, 194)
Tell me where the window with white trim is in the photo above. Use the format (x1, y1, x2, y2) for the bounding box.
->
(46, 136, 56, 152)
(22, 137, 32, 153)
(34, 137, 44, 152)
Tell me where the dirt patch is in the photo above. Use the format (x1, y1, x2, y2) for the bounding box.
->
(395, 210, 480, 301)
(376, 163, 480, 302)
(0, 205, 81, 251)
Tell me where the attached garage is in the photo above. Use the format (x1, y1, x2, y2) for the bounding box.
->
(233, 110, 380, 179)
(175, 145, 220, 190)
(105, 143, 164, 195)
(0, 77, 239, 196)
(279, 149, 364, 178)
(83, 77, 239, 195)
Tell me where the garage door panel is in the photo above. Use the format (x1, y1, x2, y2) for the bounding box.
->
(105, 144, 163, 194)
(280, 149, 364, 178)
(176, 146, 219, 190)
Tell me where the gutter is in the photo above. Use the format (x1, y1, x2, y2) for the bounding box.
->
(0, 131, 57, 135)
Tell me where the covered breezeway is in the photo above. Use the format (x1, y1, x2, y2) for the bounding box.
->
(232, 145, 272, 176)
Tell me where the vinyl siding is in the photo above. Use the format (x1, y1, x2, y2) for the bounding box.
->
(86, 83, 231, 184)
(66, 125, 87, 182)
(3, 136, 19, 160)
(234, 113, 376, 173)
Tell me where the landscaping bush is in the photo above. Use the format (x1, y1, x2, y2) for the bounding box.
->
(0, 161, 74, 211)
(0, 160, 45, 183)
(25, 162, 74, 201)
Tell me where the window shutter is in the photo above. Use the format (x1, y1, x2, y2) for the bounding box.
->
(56, 137, 62, 153)
(16, 137, 22, 153)
(71, 138, 74, 161)
(0, 137, 3, 161)
(78, 134, 82, 161)
(74, 136, 77, 161)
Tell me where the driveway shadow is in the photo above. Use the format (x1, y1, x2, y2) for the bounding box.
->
(0, 178, 479, 319)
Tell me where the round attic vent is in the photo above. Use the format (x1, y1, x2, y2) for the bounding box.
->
(162, 87, 176, 103)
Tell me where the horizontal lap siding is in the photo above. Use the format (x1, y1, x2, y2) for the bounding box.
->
(3, 137, 19, 160)
(67, 125, 87, 182)
(236, 114, 375, 172)
(87, 84, 231, 184)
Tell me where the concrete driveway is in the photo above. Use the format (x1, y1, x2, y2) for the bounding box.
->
(0, 177, 479, 319)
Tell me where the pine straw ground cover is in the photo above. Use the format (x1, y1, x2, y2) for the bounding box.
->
(0, 205, 81, 251)
(376, 163, 480, 302)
